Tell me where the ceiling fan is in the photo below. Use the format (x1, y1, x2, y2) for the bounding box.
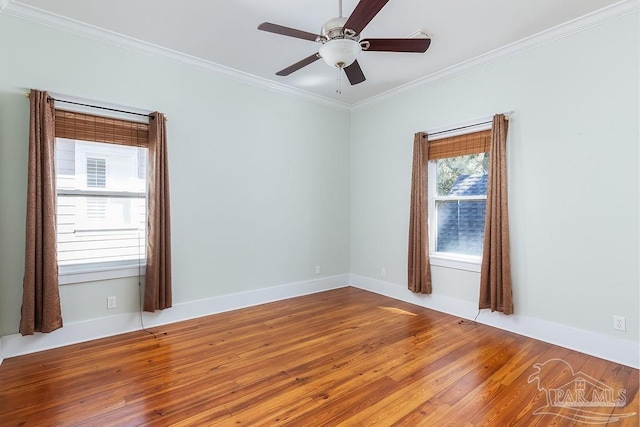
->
(258, 0, 431, 89)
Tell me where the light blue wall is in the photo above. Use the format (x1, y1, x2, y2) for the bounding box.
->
(350, 13, 639, 342)
(0, 14, 351, 336)
(0, 10, 638, 347)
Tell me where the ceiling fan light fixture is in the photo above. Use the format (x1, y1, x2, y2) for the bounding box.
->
(319, 38, 361, 69)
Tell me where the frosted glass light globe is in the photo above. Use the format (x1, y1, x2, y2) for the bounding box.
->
(319, 39, 361, 69)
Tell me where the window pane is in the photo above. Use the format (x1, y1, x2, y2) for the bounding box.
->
(55, 138, 148, 268)
(436, 153, 488, 196)
(78, 196, 142, 231)
(436, 200, 486, 256)
(57, 195, 146, 266)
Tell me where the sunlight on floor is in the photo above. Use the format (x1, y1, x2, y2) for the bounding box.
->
(378, 306, 417, 316)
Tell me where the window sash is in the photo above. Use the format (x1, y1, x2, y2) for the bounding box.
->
(428, 154, 488, 266)
(433, 195, 487, 202)
(433, 199, 486, 257)
(55, 138, 147, 278)
(58, 191, 146, 233)
(57, 189, 145, 198)
(57, 192, 146, 266)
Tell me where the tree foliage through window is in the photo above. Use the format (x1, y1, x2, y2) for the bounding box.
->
(436, 153, 488, 196)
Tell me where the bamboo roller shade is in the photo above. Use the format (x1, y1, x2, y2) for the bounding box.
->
(55, 110, 149, 147)
(428, 129, 491, 160)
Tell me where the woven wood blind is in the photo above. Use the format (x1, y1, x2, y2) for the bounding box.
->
(55, 110, 149, 147)
(427, 129, 491, 160)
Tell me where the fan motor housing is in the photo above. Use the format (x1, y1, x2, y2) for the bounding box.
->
(319, 16, 359, 42)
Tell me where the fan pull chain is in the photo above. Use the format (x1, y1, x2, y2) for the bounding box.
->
(336, 68, 342, 94)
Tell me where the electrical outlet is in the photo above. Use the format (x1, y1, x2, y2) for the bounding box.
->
(315, 266, 321, 275)
(381, 268, 386, 277)
(613, 315, 626, 331)
(107, 296, 117, 309)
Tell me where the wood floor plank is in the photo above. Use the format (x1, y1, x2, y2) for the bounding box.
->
(425, 345, 567, 426)
(334, 328, 519, 425)
(0, 287, 637, 426)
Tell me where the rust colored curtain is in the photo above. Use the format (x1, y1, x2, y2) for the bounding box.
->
(144, 112, 172, 312)
(479, 114, 513, 314)
(19, 90, 63, 335)
(408, 132, 432, 294)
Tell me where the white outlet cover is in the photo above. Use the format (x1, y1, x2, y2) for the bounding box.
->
(613, 315, 626, 331)
(107, 296, 117, 309)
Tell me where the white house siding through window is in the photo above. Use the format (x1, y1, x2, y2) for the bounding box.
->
(55, 138, 147, 268)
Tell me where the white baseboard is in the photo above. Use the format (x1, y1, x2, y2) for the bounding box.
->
(0, 274, 350, 363)
(3, 273, 637, 370)
(350, 274, 639, 369)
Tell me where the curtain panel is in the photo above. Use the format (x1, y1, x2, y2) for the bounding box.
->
(407, 132, 432, 294)
(144, 112, 172, 312)
(479, 114, 513, 314)
(20, 90, 63, 335)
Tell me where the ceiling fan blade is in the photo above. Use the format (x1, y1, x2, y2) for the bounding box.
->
(258, 22, 319, 42)
(344, 60, 366, 85)
(361, 38, 431, 53)
(343, 0, 390, 35)
(276, 53, 321, 76)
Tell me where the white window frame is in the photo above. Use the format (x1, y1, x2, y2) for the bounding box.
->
(51, 93, 152, 285)
(57, 142, 148, 285)
(428, 163, 483, 272)
(58, 261, 146, 285)
(426, 121, 492, 273)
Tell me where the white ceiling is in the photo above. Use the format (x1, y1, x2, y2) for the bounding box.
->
(10, 0, 624, 105)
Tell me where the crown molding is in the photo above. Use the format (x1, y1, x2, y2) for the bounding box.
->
(0, 0, 351, 112)
(352, 0, 640, 110)
(2, 0, 637, 112)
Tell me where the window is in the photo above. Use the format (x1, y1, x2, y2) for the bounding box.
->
(428, 129, 491, 271)
(54, 110, 149, 284)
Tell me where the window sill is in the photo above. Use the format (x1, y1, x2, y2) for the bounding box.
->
(58, 262, 145, 285)
(429, 253, 481, 273)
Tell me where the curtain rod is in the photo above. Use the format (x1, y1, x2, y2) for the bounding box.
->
(426, 121, 490, 137)
(24, 92, 159, 120)
(49, 97, 152, 119)
(424, 113, 510, 138)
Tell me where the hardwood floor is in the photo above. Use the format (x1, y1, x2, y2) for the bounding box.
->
(0, 287, 637, 426)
